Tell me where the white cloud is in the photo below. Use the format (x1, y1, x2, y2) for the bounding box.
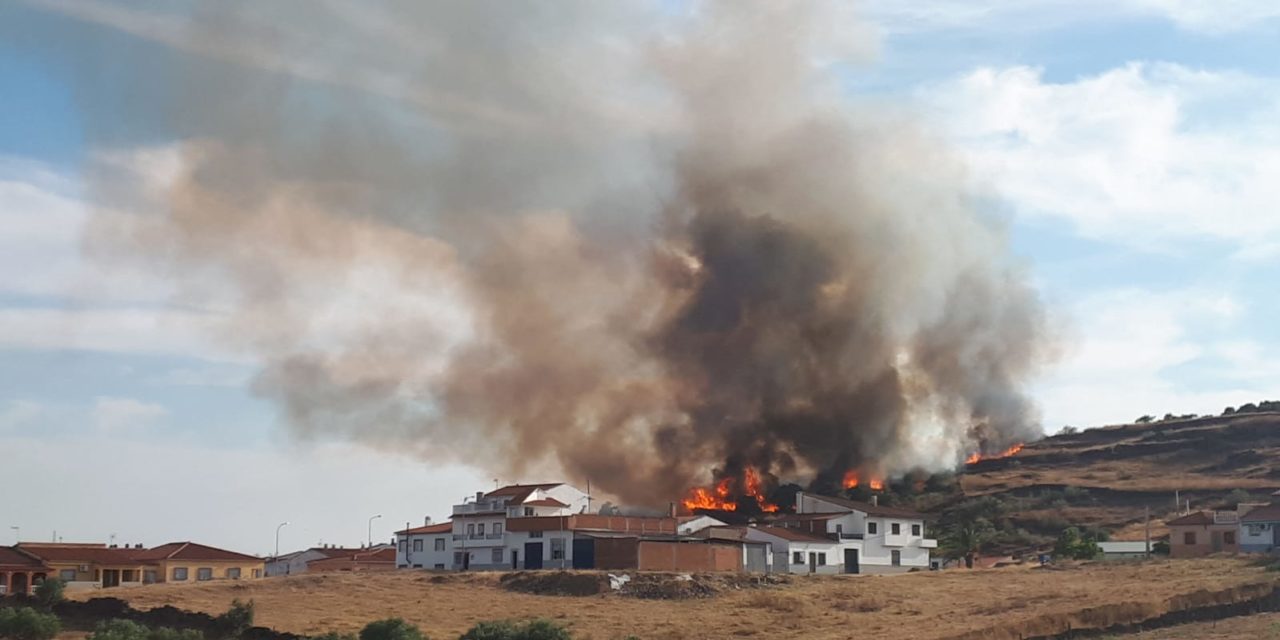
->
(0, 435, 486, 553)
(0, 400, 44, 432)
(862, 0, 1280, 34)
(91, 396, 168, 433)
(922, 63, 1280, 252)
(1034, 287, 1280, 428)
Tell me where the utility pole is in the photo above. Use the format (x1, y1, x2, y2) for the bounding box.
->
(367, 514, 382, 548)
(9, 526, 18, 544)
(275, 522, 290, 558)
(1144, 506, 1151, 559)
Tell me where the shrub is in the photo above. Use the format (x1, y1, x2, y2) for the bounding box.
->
(459, 620, 570, 640)
(310, 634, 356, 640)
(215, 600, 255, 639)
(89, 619, 151, 640)
(0, 606, 63, 640)
(1053, 527, 1102, 560)
(358, 619, 425, 640)
(150, 628, 205, 640)
(33, 578, 65, 610)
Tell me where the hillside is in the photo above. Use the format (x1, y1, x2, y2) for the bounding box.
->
(953, 411, 1280, 545)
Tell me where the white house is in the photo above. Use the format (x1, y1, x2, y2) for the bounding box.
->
(783, 492, 937, 574)
(449, 483, 588, 570)
(266, 547, 356, 577)
(1240, 504, 1280, 553)
(677, 515, 727, 535)
(743, 526, 851, 574)
(395, 521, 454, 570)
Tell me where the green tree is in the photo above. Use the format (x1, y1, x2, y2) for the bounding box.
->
(358, 619, 425, 640)
(88, 619, 150, 640)
(0, 607, 63, 640)
(33, 578, 65, 610)
(149, 628, 204, 640)
(943, 517, 995, 569)
(1054, 527, 1102, 560)
(459, 620, 571, 640)
(215, 600, 255, 639)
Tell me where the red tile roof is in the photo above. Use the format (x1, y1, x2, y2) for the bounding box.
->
(17, 543, 149, 565)
(396, 522, 454, 535)
(485, 483, 562, 504)
(1166, 512, 1216, 526)
(0, 546, 48, 569)
(804, 494, 928, 519)
(1242, 505, 1280, 523)
(135, 542, 260, 563)
(750, 526, 836, 543)
(523, 498, 568, 508)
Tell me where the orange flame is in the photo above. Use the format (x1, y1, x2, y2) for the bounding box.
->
(965, 443, 1024, 465)
(842, 470, 884, 491)
(682, 467, 779, 513)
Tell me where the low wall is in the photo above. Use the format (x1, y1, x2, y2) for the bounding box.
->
(636, 542, 740, 572)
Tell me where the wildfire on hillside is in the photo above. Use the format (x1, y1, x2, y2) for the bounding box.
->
(681, 467, 779, 513)
(841, 470, 884, 491)
(965, 443, 1024, 465)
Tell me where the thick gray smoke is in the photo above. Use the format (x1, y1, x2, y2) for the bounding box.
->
(27, 0, 1049, 505)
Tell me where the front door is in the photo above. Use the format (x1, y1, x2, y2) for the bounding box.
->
(844, 548, 860, 574)
(103, 569, 120, 588)
(511, 550, 518, 570)
(807, 552, 817, 574)
(572, 539, 595, 569)
(524, 542, 544, 570)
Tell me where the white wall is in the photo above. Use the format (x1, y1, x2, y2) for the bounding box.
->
(398, 533, 453, 569)
(266, 549, 327, 577)
(1241, 521, 1275, 550)
(860, 517, 930, 571)
(504, 530, 574, 570)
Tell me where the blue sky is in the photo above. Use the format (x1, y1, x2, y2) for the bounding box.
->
(1, 1, 1278, 553)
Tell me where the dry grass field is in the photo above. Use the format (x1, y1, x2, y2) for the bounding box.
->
(71, 558, 1277, 640)
(1125, 613, 1280, 639)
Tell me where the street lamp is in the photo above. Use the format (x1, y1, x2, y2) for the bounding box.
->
(275, 522, 290, 558)
(367, 514, 382, 548)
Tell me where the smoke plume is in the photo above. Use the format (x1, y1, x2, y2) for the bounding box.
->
(31, 0, 1050, 505)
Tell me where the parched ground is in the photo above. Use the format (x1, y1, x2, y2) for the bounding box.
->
(70, 558, 1278, 640)
(1126, 613, 1280, 638)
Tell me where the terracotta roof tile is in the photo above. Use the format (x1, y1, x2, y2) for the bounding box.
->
(1166, 512, 1216, 526)
(17, 543, 150, 564)
(803, 494, 928, 519)
(751, 526, 836, 543)
(134, 542, 260, 562)
(1242, 505, 1280, 523)
(0, 546, 48, 569)
(396, 522, 454, 535)
(484, 483, 562, 502)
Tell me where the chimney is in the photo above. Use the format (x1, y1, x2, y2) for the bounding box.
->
(476, 491, 484, 502)
(424, 516, 433, 526)
(669, 502, 677, 518)
(871, 495, 878, 507)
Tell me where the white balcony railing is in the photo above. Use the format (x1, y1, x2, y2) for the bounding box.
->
(920, 539, 938, 549)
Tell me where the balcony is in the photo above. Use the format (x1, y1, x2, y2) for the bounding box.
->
(882, 534, 908, 547)
(921, 539, 938, 549)
(486, 533, 503, 540)
(452, 501, 504, 515)
(838, 533, 864, 540)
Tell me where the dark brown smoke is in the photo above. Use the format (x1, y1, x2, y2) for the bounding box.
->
(33, 0, 1050, 505)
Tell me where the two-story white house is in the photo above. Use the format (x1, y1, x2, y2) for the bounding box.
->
(743, 526, 849, 574)
(776, 492, 936, 574)
(444, 483, 589, 570)
(395, 521, 454, 570)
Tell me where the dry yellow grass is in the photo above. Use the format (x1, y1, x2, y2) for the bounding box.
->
(1126, 612, 1280, 639)
(71, 558, 1277, 640)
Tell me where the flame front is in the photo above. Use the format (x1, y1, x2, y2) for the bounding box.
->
(841, 470, 884, 491)
(965, 442, 1024, 465)
(682, 467, 779, 513)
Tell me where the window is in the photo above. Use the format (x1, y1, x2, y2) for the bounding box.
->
(891, 522, 901, 535)
(835, 524, 843, 536)
(529, 531, 543, 539)
(143, 570, 157, 585)
(492, 548, 503, 563)
(172, 567, 189, 581)
(467, 523, 475, 536)
(551, 538, 565, 560)
(817, 553, 827, 565)
(434, 538, 446, 551)
(433, 564, 445, 570)
(399, 540, 407, 552)
(494, 523, 503, 536)
(59, 569, 77, 581)
(1224, 531, 1236, 545)
(891, 550, 901, 566)
(196, 568, 213, 581)
(1249, 524, 1263, 536)
(478, 523, 486, 536)
(867, 522, 878, 535)
(453, 552, 464, 565)
(912, 524, 921, 536)
(1184, 532, 1196, 545)
(524, 507, 534, 516)
(792, 552, 803, 564)
(227, 568, 241, 580)
(413, 539, 424, 552)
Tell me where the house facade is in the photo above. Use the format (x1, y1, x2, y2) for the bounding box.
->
(449, 483, 589, 571)
(1239, 504, 1280, 553)
(743, 526, 849, 574)
(396, 522, 454, 569)
(1166, 511, 1239, 557)
(307, 547, 396, 572)
(0, 547, 50, 595)
(9, 542, 262, 590)
(785, 492, 936, 573)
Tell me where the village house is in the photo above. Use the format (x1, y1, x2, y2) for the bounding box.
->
(449, 483, 589, 571)
(306, 547, 397, 573)
(267, 545, 394, 576)
(1239, 504, 1280, 553)
(1097, 541, 1151, 560)
(1166, 511, 1239, 557)
(779, 492, 936, 573)
(396, 521, 454, 569)
(742, 525, 848, 574)
(0, 546, 49, 595)
(12, 541, 263, 589)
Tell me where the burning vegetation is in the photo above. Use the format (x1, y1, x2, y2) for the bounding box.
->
(682, 467, 779, 513)
(965, 443, 1025, 465)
